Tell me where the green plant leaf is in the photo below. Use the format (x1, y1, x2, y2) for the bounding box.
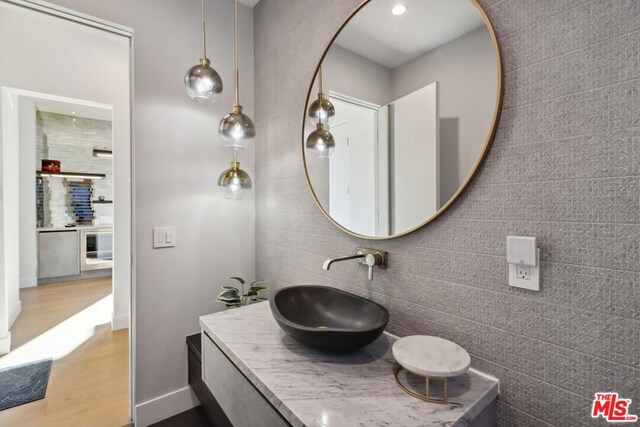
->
(229, 276, 245, 285)
(222, 286, 238, 290)
(216, 288, 240, 301)
(248, 280, 267, 287)
(249, 286, 267, 291)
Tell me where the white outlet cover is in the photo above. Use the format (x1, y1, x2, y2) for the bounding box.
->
(509, 249, 539, 291)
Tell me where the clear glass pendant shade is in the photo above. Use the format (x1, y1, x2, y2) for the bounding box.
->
(219, 105, 256, 149)
(218, 160, 252, 199)
(306, 123, 335, 158)
(185, 59, 223, 103)
(307, 94, 335, 126)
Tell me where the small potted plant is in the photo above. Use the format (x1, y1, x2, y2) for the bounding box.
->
(215, 276, 267, 308)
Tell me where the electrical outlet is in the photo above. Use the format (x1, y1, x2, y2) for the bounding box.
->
(508, 248, 540, 291)
(516, 265, 531, 280)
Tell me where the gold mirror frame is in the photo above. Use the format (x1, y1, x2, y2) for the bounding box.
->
(301, 0, 503, 240)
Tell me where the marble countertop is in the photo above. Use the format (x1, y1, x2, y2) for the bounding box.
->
(200, 301, 499, 427)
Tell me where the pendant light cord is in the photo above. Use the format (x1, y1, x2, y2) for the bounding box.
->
(318, 65, 323, 95)
(201, 0, 207, 59)
(234, 0, 240, 106)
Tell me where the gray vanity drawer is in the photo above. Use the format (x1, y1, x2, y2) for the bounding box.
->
(202, 332, 290, 427)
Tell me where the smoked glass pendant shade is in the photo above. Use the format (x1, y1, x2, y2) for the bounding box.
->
(306, 123, 335, 158)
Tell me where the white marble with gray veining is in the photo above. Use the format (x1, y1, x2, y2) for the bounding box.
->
(393, 335, 471, 378)
(200, 302, 498, 427)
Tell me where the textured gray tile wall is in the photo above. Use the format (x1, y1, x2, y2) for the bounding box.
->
(253, 1, 640, 425)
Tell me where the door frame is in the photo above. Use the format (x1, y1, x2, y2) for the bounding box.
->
(0, 0, 136, 420)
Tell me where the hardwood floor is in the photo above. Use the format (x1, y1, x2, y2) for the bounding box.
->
(0, 278, 130, 427)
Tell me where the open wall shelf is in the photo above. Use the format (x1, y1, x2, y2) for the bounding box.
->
(37, 171, 106, 180)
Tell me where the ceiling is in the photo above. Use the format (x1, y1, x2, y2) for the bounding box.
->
(36, 99, 112, 121)
(238, 0, 260, 7)
(334, 0, 485, 69)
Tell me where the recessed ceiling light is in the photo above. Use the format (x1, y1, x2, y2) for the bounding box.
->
(71, 111, 76, 114)
(392, 4, 407, 15)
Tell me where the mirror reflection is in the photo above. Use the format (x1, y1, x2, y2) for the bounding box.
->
(304, 0, 500, 238)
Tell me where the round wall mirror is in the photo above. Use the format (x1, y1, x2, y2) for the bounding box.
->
(303, 0, 502, 239)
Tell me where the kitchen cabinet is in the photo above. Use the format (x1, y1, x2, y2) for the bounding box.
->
(38, 230, 80, 279)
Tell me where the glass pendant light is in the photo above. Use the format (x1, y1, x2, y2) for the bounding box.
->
(185, 0, 223, 103)
(307, 66, 335, 126)
(305, 65, 336, 158)
(218, 149, 252, 199)
(219, 0, 255, 149)
(306, 120, 335, 158)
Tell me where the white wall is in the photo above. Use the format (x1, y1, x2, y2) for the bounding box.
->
(42, 0, 256, 425)
(391, 27, 497, 204)
(322, 45, 392, 106)
(0, 90, 21, 349)
(18, 98, 37, 288)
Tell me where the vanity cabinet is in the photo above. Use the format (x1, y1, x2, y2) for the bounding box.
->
(38, 230, 80, 279)
(201, 332, 290, 427)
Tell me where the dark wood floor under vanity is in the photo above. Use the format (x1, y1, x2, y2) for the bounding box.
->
(149, 405, 212, 427)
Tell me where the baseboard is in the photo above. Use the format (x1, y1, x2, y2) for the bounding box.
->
(111, 314, 129, 331)
(8, 300, 21, 329)
(135, 386, 199, 427)
(0, 332, 11, 355)
(20, 277, 37, 288)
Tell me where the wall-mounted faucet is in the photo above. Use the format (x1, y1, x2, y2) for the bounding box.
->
(322, 248, 388, 281)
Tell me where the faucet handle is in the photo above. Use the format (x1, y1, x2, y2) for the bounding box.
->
(363, 251, 386, 281)
(365, 253, 384, 267)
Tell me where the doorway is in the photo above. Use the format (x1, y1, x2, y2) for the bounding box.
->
(0, 0, 133, 424)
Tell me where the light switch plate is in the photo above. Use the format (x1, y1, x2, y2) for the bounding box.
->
(153, 226, 176, 248)
(509, 248, 540, 291)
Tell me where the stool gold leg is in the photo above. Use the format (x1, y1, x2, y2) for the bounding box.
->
(393, 364, 449, 404)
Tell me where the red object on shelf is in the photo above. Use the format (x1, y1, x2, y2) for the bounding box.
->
(41, 159, 61, 172)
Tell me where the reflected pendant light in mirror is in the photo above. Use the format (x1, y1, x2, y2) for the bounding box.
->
(306, 66, 336, 158)
(305, 121, 335, 158)
(218, 149, 252, 199)
(307, 66, 335, 126)
(219, 0, 255, 149)
(185, 0, 223, 103)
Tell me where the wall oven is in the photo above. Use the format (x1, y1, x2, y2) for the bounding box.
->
(80, 229, 113, 271)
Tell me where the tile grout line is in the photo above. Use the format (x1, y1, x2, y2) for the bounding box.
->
(502, 76, 640, 112)
(255, 247, 640, 327)
(502, 28, 640, 75)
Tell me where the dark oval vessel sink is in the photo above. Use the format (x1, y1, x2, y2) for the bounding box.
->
(269, 285, 389, 353)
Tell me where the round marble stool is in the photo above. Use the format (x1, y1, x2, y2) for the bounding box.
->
(392, 335, 471, 404)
